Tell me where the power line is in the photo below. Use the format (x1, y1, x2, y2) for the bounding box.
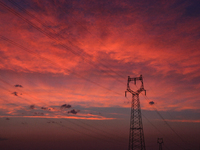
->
(0, 90, 127, 146)
(75, 119, 127, 141)
(0, 1, 131, 134)
(0, 85, 180, 149)
(142, 114, 185, 150)
(0, 96, 126, 146)
(125, 94, 185, 150)
(0, 35, 123, 96)
(133, 79, 190, 150)
(0, 0, 126, 86)
(0, 33, 129, 142)
(1, 1, 196, 149)
(143, 77, 198, 148)
(0, 78, 127, 144)
(7, 0, 127, 81)
(139, 91, 190, 149)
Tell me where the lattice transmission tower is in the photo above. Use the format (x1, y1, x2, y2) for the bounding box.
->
(157, 138, 163, 150)
(125, 75, 146, 150)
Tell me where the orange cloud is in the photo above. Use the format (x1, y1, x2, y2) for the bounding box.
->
(0, 0, 200, 114)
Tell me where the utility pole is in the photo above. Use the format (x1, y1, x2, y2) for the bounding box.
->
(157, 138, 163, 150)
(125, 75, 146, 150)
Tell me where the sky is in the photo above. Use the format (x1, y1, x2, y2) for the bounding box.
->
(0, 0, 200, 149)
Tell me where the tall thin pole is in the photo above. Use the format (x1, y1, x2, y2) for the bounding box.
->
(125, 75, 146, 150)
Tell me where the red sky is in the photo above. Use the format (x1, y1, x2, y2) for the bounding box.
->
(0, 0, 200, 150)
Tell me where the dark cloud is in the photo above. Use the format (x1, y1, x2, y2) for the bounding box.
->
(12, 92, 22, 96)
(149, 101, 155, 105)
(41, 107, 48, 110)
(61, 104, 72, 109)
(6, 118, 10, 120)
(12, 91, 18, 96)
(30, 105, 35, 109)
(68, 109, 79, 114)
(14, 84, 23, 88)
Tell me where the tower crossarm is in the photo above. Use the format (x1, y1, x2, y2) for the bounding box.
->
(125, 75, 146, 96)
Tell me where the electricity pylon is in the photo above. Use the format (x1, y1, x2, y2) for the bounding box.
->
(157, 138, 163, 150)
(125, 75, 146, 150)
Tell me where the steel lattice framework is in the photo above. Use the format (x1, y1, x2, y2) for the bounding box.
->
(125, 75, 146, 150)
(157, 138, 163, 150)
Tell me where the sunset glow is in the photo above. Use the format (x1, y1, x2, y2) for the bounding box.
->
(0, 0, 200, 150)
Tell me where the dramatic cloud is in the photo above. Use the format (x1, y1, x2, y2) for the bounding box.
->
(0, 1, 199, 149)
(0, 0, 199, 117)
